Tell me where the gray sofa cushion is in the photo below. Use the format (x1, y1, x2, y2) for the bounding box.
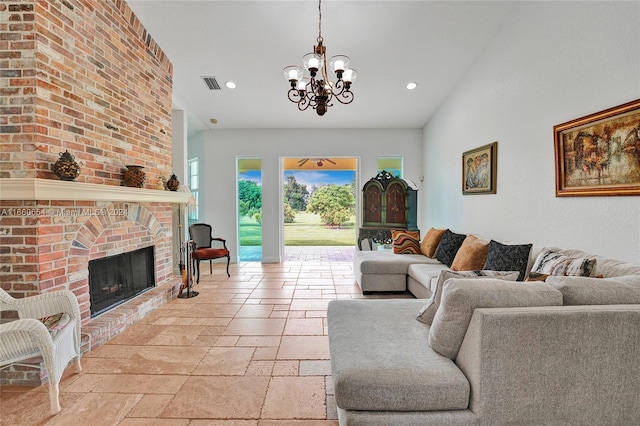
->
(407, 263, 449, 292)
(416, 270, 519, 325)
(546, 275, 640, 305)
(337, 407, 479, 425)
(407, 276, 433, 299)
(428, 280, 563, 359)
(328, 299, 470, 412)
(355, 251, 438, 275)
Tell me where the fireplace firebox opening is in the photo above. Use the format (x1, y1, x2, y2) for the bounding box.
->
(88, 246, 156, 317)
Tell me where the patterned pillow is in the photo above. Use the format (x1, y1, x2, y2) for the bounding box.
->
(531, 249, 597, 277)
(435, 230, 466, 267)
(39, 312, 71, 338)
(483, 240, 532, 281)
(450, 235, 489, 271)
(526, 272, 549, 282)
(420, 228, 447, 258)
(392, 230, 421, 254)
(416, 269, 519, 325)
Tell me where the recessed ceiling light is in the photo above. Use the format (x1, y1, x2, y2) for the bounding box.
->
(406, 82, 418, 90)
(225, 81, 237, 89)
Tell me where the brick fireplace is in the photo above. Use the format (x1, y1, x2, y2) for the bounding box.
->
(0, 187, 189, 326)
(0, 0, 188, 383)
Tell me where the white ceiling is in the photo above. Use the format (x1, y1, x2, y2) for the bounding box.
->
(126, 1, 518, 133)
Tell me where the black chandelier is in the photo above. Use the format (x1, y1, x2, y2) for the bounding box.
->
(283, 0, 357, 116)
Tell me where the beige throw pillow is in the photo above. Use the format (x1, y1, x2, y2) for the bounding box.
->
(450, 235, 489, 271)
(428, 280, 563, 359)
(420, 228, 447, 258)
(416, 269, 519, 325)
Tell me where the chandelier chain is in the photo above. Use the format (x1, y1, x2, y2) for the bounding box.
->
(318, 0, 322, 41)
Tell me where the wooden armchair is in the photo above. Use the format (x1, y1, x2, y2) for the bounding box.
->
(189, 223, 231, 283)
(0, 288, 82, 415)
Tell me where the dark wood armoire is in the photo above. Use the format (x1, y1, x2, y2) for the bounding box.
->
(358, 171, 418, 248)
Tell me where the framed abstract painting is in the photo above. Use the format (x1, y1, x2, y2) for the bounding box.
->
(554, 99, 640, 196)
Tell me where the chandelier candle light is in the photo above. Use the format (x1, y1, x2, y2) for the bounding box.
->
(283, 0, 357, 116)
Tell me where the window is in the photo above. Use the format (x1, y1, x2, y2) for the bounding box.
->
(377, 156, 403, 178)
(188, 158, 199, 221)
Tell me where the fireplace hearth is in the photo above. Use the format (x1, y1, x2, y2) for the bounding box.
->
(88, 246, 156, 317)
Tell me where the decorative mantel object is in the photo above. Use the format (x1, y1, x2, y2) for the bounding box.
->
(123, 165, 146, 188)
(166, 174, 180, 191)
(53, 150, 81, 181)
(554, 98, 640, 197)
(462, 142, 497, 195)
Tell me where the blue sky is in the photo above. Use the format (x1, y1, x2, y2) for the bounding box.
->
(286, 171, 355, 188)
(239, 170, 355, 188)
(239, 170, 262, 185)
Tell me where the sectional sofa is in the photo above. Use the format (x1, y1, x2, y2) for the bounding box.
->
(354, 228, 615, 298)
(330, 229, 640, 425)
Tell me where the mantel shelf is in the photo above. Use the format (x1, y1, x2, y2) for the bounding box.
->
(0, 178, 192, 204)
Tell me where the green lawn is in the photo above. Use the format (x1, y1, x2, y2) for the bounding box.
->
(239, 211, 356, 246)
(238, 216, 262, 246)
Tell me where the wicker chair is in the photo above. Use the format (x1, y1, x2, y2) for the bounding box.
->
(0, 288, 82, 415)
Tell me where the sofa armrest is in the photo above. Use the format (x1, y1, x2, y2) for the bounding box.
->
(456, 305, 640, 425)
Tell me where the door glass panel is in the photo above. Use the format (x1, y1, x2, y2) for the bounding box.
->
(238, 158, 262, 261)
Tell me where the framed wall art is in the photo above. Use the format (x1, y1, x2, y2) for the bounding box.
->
(554, 99, 640, 197)
(462, 142, 497, 195)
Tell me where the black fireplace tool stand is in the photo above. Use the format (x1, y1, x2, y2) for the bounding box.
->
(178, 240, 199, 299)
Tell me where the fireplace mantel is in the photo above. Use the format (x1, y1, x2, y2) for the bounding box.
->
(0, 178, 193, 204)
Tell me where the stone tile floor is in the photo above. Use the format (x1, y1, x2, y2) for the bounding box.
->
(0, 247, 409, 425)
(239, 246, 357, 263)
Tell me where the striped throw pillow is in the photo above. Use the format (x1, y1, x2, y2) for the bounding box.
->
(532, 249, 597, 277)
(392, 230, 421, 254)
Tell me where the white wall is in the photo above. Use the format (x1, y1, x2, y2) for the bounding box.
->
(190, 128, 423, 262)
(171, 109, 188, 184)
(423, 2, 640, 263)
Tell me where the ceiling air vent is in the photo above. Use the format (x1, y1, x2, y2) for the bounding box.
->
(201, 76, 221, 90)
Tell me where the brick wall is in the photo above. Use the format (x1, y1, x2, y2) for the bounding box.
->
(0, 0, 178, 323)
(1, 0, 173, 184)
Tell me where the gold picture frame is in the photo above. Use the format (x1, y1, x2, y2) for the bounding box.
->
(554, 99, 640, 197)
(462, 142, 497, 195)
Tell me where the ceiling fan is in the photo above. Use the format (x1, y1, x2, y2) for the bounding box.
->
(297, 158, 337, 167)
